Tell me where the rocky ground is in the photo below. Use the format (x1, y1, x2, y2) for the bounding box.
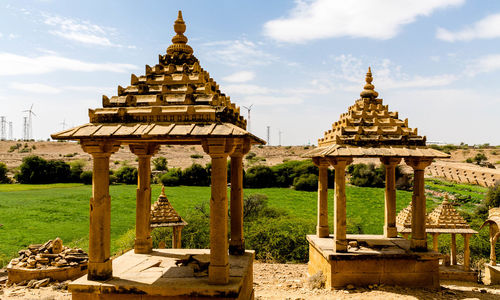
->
(1, 263, 500, 299)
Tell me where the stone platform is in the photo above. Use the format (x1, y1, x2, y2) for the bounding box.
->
(70, 249, 254, 300)
(7, 263, 87, 284)
(307, 234, 441, 289)
(483, 264, 500, 285)
(439, 264, 478, 282)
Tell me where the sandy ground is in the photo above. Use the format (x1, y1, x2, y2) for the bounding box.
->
(1, 263, 500, 299)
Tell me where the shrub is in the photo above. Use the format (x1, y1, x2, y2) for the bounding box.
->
(69, 160, 85, 182)
(152, 156, 168, 171)
(114, 166, 138, 184)
(243, 194, 285, 221)
(160, 168, 182, 186)
(293, 174, 318, 191)
(15, 155, 71, 184)
(182, 163, 209, 186)
(473, 153, 488, 165)
(484, 182, 500, 208)
(80, 171, 93, 185)
(271, 159, 324, 188)
(245, 152, 256, 160)
(0, 162, 11, 183)
(190, 154, 203, 159)
(347, 163, 385, 188)
(245, 165, 276, 188)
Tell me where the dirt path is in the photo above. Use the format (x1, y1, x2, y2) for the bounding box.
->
(2, 263, 499, 299)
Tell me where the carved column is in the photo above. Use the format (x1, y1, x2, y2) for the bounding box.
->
(380, 157, 401, 238)
(432, 233, 439, 252)
(463, 233, 471, 271)
(313, 158, 330, 238)
(328, 157, 353, 253)
(405, 158, 432, 251)
(81, 141, 120, 281)
(450, 233, 457, 265)
(229, 139, 250, 255)
(490, 225, 499, 265)
(130, 143, 159, 254)
(172, 226, 183, 249)
(202, 138, 235, 285)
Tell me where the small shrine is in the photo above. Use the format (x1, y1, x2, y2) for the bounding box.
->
(150, 186, 188, 249)
(51, 11, 264, 300)
(480, 207, 500, 285)
(397, 196, 478, 281)
(304, 68, 449, 289)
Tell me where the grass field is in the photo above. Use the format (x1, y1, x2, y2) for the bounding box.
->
(0, 179, 489, 266)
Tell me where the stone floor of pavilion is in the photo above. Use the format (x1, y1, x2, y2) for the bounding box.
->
(69, 249, 254, 300)
(307, 234, 442, 289)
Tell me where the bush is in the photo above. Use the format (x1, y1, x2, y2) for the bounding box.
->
(69, 160, 85, 182)
(114, 166, 137, 184)
(0, 162, 11, 183)
(15, 155, 71, 184)
(153, 156, 168, 171)
(182, 163, 209, 186)
(80, 171, 93, 185)
(484, 182, 500, 209)
(473, 153, 488, 165)
(347, 163, 385, 188)
(243, 194, 285, 221)
(160, 168, 182, 186)
(245, 165, 276, 188)
(190, 154, 203, 159)
(245, 152, 256, 160)
(293, 174, 318, 191)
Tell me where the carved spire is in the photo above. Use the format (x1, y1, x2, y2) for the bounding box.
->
(161, 185, 166, 197)
(167, 10, 193, 56)
(360, 67, 379, 99)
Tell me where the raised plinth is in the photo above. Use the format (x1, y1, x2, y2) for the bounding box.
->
(483, 264, 500, 285)
(70, 249, 254, 300)
(439, 265, 478, 282)
(7, 263, 88, 284)
(307, 234, 441, 289)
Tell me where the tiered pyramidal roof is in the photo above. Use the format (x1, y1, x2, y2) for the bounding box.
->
(305, 68, 449, 158)
(150, 186, 187, 228)
(51, 11, 264, 144)
(396, 203, 432, 233)
(318, 68, 424, 147)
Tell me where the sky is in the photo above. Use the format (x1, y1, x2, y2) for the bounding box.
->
(0, 0, 499, 145)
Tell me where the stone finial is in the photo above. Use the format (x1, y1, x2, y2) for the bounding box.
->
(167, 10, 194, 56)
(360, 67, 379, 99)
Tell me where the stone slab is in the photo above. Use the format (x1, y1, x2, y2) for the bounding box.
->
(483, 264, 500, 285)
(69, 249, 254, 300)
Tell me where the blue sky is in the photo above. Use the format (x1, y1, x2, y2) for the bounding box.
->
(0, 0, 499, 145)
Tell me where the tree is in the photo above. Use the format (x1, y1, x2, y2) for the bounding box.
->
(114, 166, 138, 184)
(181, 163, 209, 186)
(152, 156, 168, 171)
(0, 162, 11, 183)
(244, 165, 276, 188)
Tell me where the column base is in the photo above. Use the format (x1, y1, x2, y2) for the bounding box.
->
(134, 237, 152, 254)
(384, 226, 398, 238)
(317, 226, 330, 238)
(88, 260, 112, 281)
(229, 239, 245, 255)
(410, 238, 427, 252)
(209, 264, 229, 285)
(333, 239, 348, 253)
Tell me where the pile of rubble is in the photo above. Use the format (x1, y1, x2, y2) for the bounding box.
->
(9, 238, 88, 269)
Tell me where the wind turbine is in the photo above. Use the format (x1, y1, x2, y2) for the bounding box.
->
(242, 104, 253, 133)
(23, 104, 36, 140)
(60, 119, 67, 130)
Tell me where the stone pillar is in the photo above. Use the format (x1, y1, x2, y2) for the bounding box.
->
(432, 233, 439, 252)
(172, 226, 183, 249)
(463, 233, 471, 271)
(313, 158, 330, 238)
(380, 157, 401, 238)
(229, 140, 250, 255)
(81, 142, 120, 281)
(490, 226, 499, 266)
(130, 144, 159, 254)
(328, 157, 353, 253)
(405, 158, 432, 251)
(450, 233, 457, 265)
(202, 138, 235, 285)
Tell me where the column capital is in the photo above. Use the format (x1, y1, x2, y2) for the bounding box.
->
(405, 157, 433, 170)
(380, 157, 402, 166)
(230, 138, 251, 158)
(81, 141, 120, 156)
(129, 143, 160, 156)
(327, 157, 353, 168)
(312, 157, 330, 167)
(202, 138, 236, 158)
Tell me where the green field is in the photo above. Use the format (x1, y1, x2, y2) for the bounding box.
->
(0, 179, 490, 266)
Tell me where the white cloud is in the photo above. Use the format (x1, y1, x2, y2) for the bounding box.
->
(465, 54, 500, 76)
(9, 82, 61, 94)
(437, 13, 500, 42)
(222, 71, 255, 83)
(222, 84, 272, 95)
(201, 39, 277, 67)
(0, 52, 137, 76)
(42, 14, 132, 48)
(264, 0, 464, 42)
(241, 95, 303, 106)
(0, 33, 3, 38)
